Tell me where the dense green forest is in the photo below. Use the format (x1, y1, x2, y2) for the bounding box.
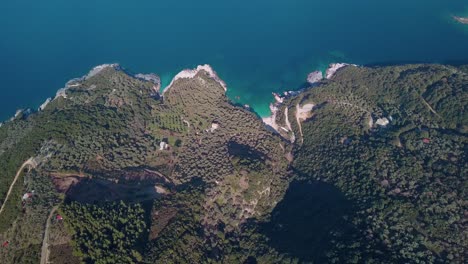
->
(62, 201, 147, 264)
(0, 64, 466, 263)
(285, 64, 467, 263)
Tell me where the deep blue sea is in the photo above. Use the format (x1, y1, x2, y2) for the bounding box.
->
(1, 0, 467, 120)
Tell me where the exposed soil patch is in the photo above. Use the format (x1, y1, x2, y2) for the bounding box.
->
(149, 207, 178, 240)
(51, 175, 84, 194)
(49, 244, 81, 264)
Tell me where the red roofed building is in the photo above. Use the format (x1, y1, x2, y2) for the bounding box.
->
(2, 241, 9, 247)
(56, 214, 63, 221)
(423, 138, 431, 144)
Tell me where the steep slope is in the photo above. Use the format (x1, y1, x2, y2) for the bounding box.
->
(0, 63, 466, 264)
(272, 64, 467, 263)
(0, 64, 292, 263)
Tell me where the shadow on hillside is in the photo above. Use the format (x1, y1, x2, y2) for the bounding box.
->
(260, 180, 356, 262)
(65, 178, 162, 204)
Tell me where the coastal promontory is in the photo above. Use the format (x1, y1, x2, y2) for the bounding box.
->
(0, 63, 466, 264)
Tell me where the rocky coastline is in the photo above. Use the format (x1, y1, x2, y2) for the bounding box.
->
(2, 62, 353, 131)
(307, 71, 323, 84)
(262, 63, 356, 137)
(326, 63, 352, 79)
(453, 15, 468, 24)
(39, 98, 52, 111)
(2, 64, 161, 124)
(162, 64, 227, 96)
(54, 64, 121, 100)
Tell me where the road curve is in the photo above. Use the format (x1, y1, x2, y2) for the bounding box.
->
(0, 158, 37, 215)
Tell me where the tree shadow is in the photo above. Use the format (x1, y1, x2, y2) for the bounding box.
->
(65, 178, 162, 204)
(260, 180, 357, 262)
(243, 256, 258, 264)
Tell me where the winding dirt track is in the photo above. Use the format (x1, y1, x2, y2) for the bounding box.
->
(0, 158, 48, 261)
(0, 156, 56, 264)
(295, 103, 314, 144)
(40, 206, 58, 264)
(0, 158, 36, 215)
(421, 97, 442, 119)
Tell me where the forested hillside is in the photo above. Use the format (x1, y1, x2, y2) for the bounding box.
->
(279, 64, 467, 263)
(0, 63, 466, 263)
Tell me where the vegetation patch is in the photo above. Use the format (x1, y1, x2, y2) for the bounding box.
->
(62, 201, 147, 264)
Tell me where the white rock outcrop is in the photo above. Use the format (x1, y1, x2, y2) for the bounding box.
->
(375, 117, 390, 127)
(12, 109, 23, 120)
(273, 93, 284, 103)
(326, 63, 349, 79)
(39, 98, 52, 111)
(135, 73, 160, 85)
(307, 71, 323, 84)
(296, 103, 315, 121)
(54, 64, 119, 100)
(262, 104, 280, 132)
(162, 64, 227, 95)
(55, 88, 68, 99)
(85, 64, 119, 80)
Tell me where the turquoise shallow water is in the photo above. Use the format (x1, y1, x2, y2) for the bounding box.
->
(0, 0, 467, 120)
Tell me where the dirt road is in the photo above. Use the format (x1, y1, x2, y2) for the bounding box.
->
(295, 103, 314, 143)
(0, 158, 37, 215)
(40, 206, 58, 264)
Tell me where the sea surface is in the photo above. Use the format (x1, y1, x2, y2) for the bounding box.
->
(1, 0, 467, 120)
